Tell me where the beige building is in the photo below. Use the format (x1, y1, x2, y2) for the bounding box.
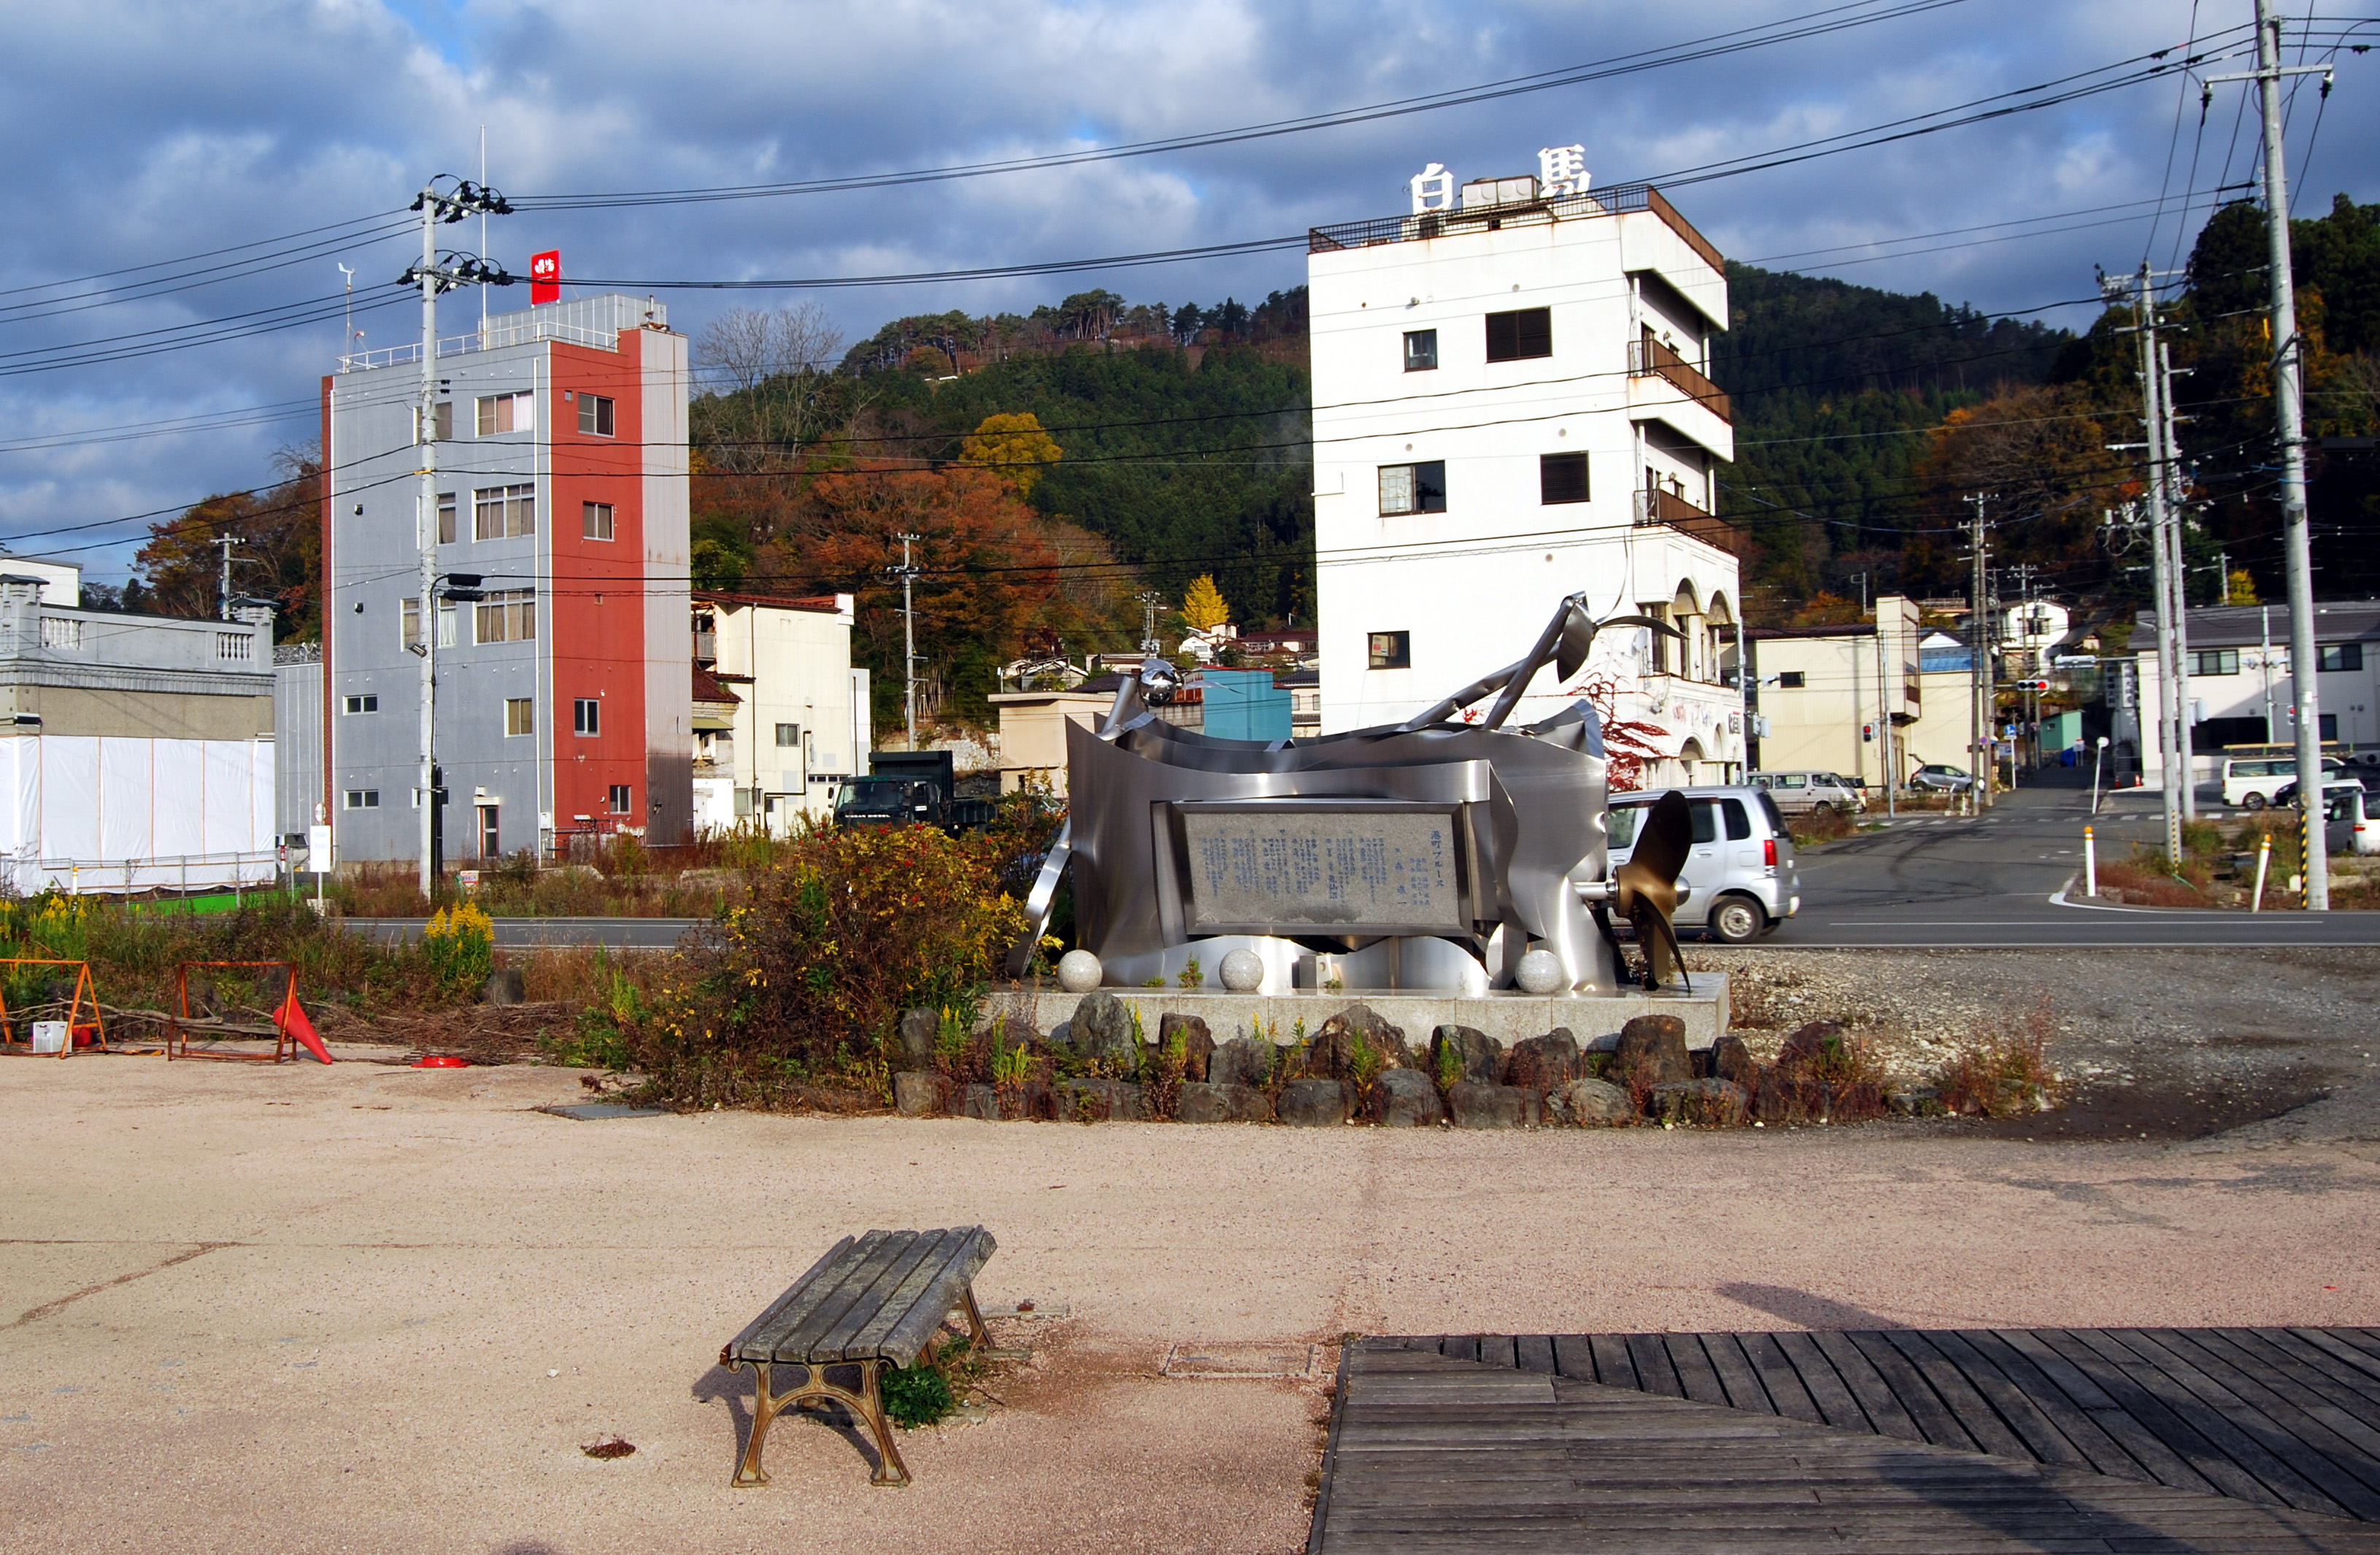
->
(988, 688, 1110, 796)
(1747, 596, 1925, 788)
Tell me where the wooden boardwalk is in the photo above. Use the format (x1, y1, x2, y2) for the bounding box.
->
(1311, 1332, 2380, 1552)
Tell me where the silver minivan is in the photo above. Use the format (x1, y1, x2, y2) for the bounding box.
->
(1607, 786, 1802, 944)
(1753, 770, 1865, 815)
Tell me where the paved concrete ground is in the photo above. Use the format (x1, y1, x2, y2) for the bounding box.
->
(7, 1053, 2380, 1554)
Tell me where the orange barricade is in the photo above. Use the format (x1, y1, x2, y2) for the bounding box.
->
(0, 959, 107, 1060)
(166, 961, 328, 1064)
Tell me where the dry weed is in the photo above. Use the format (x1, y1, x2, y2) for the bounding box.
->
(1936, 996, 2065, 1118)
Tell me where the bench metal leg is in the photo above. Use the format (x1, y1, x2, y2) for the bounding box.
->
(959, 1283, 992, 1351)
(728, 1357, 910, 1489)
(731, 1359, 787, 1488)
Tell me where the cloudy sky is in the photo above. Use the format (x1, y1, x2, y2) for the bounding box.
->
(1, 0, 2371, 585)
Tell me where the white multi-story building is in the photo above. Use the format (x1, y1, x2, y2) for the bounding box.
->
(690, 591, 866, 833)
(1306, 154, 1747, 782)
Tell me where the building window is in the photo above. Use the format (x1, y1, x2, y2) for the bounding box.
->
(1403, 329, 1438, 372)
(1777, 671, 1806, 688)
(39, 616, 82, 650)
(438, 492, 457, 545)
(574, 697, 601, 737)
(474, 483, 536, 540)
(578, 394, 616, 436)
(475, 391, 532, 436)
(215, 632, 253, 662)
(776, 723, 801, 747)
(474, 588, 536, 644)
(1377, 461, 1447, 515)
(343, 694, 378, 715)
(401, 599, 458, 650)
(608, 783, 632, 815)
(1539, 451, 1590, 504)
(582, 501, 614, 540)
(505, 698, 534, 737)
(343, 789, 379, 810)
(1485, 307, 1552, 362)
(1367, 631, 1411, 669)
(2189, 648, 2240, 676)
(2318, 642, 2365, 672)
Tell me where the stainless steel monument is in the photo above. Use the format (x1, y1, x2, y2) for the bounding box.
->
(1008, 594, 1692, 995)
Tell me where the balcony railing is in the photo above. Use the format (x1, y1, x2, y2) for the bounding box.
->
(1628, 337, 1731, 422)
(1309, 183, 1725, 272)
(1633, 488, 1749, 556)
(338, 315, 622, 373)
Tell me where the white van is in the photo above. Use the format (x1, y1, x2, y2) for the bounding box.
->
(2222, 755, 2345, 810)
(1752, 772, 1865, 815)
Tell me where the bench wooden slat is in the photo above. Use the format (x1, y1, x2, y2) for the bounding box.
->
(729, 1235, 857, 1361)
(810, 1229, 955, 1362)
(742, 1231, 882, 1359)
(871, 1230, 997, 1364)
(771, 1230, 916, 1361)
(842, 1227, 975, 1360)
(745, 1232, 889, 1360)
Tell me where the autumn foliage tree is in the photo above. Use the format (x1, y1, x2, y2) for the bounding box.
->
(958, 411, 1062, 496)
(130, 448, 323, 640)
(759, 462, 1063, 728)
(1182, 573, 1229, 629)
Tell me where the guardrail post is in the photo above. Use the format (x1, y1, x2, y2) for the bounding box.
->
(2252, 832, 2272, 913)
(2084, 825, 2096, 898)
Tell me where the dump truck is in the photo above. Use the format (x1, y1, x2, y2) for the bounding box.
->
(831, 750, 995, 833)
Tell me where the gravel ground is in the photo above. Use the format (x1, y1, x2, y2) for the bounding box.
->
(1706, 946, 2380, 1140)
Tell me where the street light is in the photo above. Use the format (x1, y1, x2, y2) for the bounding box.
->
(2091, 734, 2111, 816)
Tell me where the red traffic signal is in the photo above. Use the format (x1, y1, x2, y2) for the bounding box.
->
(1862, 722, 1873, 742)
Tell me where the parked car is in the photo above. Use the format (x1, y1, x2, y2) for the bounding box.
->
(1752, 771, 1866, 815)
(1907, 763, 1975, 794)
(2272, 779, 2380, 855)
(2223, 755, 2347, 810)
(1606, 786, 1801, 944)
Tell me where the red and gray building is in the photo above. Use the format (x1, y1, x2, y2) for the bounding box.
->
(318, 294, 693, 861)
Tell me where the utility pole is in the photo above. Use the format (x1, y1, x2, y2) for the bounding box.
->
(2219, 548, 2231, 604)
(400, 175, 511, 902)
(2160, 338, 2196, 821)
(2261, 602, 2276, 745)
(215, 535, 239, 622)
(2209, 0, 2335, 907)
(1965, 494, 1991, 813)
(2112, 262, 2186, 861)
(1872, 610, 1896, 818)
(893, 533, 922, 750)
(1139, 589, 1164, 655)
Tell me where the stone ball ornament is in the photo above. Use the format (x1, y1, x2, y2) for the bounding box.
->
(1217, 948, 1266, 992)
(1055, 949, 1104, 993)
(1514, 948, 1567, 995)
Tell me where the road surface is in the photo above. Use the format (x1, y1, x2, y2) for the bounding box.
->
(1765, 772, 2380, 948)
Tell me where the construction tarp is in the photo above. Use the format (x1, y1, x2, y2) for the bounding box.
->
(0, 736, 278, 894)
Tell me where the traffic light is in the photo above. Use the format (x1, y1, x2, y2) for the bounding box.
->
(2014, 677, 2051, 693)
(1862, 722, 1873, 742)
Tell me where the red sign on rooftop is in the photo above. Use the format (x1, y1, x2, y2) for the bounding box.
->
(529, 250, 561, 306)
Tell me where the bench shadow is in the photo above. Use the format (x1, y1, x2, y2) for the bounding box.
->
(691, 1361, 887, 1480)
(1711, 1282, 1908, 1329)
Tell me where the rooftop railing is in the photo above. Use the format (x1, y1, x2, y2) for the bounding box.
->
(338, 315, 622, 373)
(1309, 183, 1725, 273)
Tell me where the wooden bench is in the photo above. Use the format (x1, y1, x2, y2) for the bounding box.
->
(720, 1226, 995, 1488)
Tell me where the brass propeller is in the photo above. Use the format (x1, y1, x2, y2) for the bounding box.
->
(1613, 789, 1692, 991)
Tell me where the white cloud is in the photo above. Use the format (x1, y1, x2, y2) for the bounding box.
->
(0, 0, 2368, 575)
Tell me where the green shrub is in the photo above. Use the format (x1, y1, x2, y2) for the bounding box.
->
(879, 1362, 954, 1429)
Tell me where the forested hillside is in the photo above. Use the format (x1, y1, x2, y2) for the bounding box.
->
(125, 199, 2380, 739)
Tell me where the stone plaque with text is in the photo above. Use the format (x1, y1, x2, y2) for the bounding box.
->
(1179, 807, 1464, 933)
